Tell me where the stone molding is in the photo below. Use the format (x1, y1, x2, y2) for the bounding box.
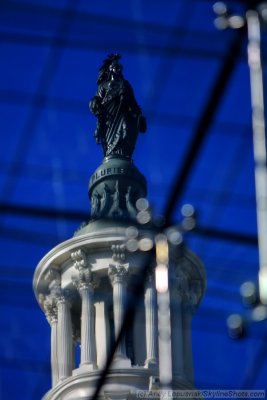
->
(42, 369, 196, 400)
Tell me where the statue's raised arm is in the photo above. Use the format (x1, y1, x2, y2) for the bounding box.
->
(89, 54, 146, 159)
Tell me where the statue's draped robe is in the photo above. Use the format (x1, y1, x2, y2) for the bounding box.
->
(96, 78, 141, 158)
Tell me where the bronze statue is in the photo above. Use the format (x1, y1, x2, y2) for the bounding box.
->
(89, 54, 146, 159)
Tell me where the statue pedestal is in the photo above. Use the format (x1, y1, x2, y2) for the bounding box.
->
(88, 157, 147, 222)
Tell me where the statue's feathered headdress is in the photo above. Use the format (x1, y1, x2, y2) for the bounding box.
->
(97, 53, 122, 84)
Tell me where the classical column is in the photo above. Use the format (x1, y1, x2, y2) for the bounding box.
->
(144, 272, 158, 368)
(72, 249, 98, 370)
(57, 292, 73, 381)
(95, 301, 109, 369)
(41, 295, 59, 387)
(108, 264, 131, 367)
(79, 282, 97, 369)
(50, 310, 59, 386)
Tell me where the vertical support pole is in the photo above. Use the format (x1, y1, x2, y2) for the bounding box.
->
(157, 289, 172, 393)
(155, 236, 172, 399)
(247, 10, 267, 304)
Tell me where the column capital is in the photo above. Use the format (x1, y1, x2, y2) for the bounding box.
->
(108, 264, 129, 285)
(56, 288, 74, 307)
(44, 267, 61, 298)
(73, 271, 99, 292)
(71, 248, 99, 291)
(39, 294, 58, 324)
(72, 268, 99, 293)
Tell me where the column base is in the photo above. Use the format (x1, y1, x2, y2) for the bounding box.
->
(111, 355, 131, 368)
(57, 376, 69, 384)
(144, 358, 158, 370)
(72, 363, 98, 375)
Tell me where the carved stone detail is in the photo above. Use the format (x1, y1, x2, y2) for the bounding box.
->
(88, 154, 147, 224)
(91, 191, 102, 219)
(108, 264, 129, 285)
(111, 244, 126, 263)
(175, 267, 202, 313)
(40, 268, 62, 387)
(90, 181, 140, 221)
(109, 243, 129, 285)
(57, 290, 74, 307)
(44, 268, 61, 299)
(71, 249, 99, 290)
(71, 249, 87, 270)
(40, 294, 58, 324)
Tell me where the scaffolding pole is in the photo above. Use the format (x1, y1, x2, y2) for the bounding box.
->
(246, 9, 267, 304)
